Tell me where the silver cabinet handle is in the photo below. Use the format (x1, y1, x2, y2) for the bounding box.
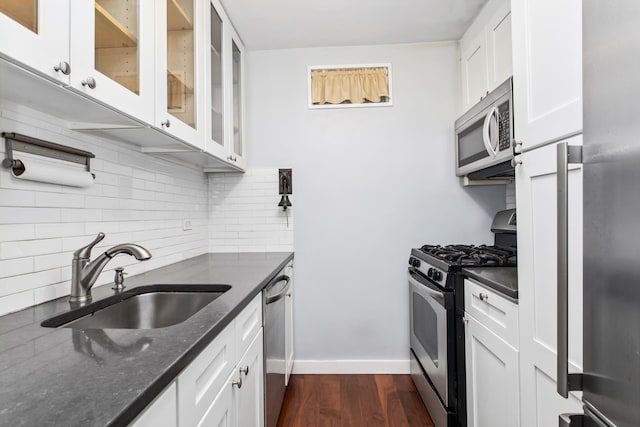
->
(81, 77, 96, 89)
(239, 365, 249, 376)
(54, 61, 71, 75)
(556, 141, 583, 398)
(479, 293, 489, 302)
(232, 376, 242, 388)
(161, 119, 171, 128)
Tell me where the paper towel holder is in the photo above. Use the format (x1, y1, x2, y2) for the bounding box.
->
(2, 132, 96, 178)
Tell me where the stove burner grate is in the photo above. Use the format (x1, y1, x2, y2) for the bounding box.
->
(419, 244, 516, 266)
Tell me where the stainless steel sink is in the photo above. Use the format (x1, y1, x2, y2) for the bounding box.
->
(41, 284, 231, 329)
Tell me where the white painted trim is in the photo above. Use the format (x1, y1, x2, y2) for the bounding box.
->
(292, 359, 410, 374)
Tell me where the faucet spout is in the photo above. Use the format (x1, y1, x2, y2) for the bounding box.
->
(70, 235, 152, 304)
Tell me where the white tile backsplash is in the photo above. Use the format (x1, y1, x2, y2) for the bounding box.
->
(209, 169, 294, 253)
(0, 106, 209, 315)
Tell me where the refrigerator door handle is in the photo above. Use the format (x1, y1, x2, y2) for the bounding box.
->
(557, 142, 584, 398)
(559, 413, 585, 427)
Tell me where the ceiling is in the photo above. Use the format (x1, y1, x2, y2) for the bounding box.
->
(220, 0, 489, 50)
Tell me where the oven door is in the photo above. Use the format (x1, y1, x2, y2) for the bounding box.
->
(409, 270, 450, 405)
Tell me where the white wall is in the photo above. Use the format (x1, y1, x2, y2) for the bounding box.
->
(245, 42, 506, 366)
(0, 106, 209, 316)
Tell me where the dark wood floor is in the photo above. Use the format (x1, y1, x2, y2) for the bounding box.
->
(276, 374, 434, 427)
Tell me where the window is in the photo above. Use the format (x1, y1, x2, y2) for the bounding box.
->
(308, 63, 392, 109)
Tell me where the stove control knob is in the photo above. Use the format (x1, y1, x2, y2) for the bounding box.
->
(408, 257, 413, 266)
(412, 258, 421, 268)
(427, 268, 434, 278)
(432, 270, 442, 281)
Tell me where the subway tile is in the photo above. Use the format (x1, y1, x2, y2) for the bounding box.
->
(0, 269, 62, 297)
(33, 282, 69, 305)
(0, 207, 61, 224)
(0, 257, 34, 278)
(0, 238, 62, 259)
(34, 252, 72, 271)
(0, 189, 36, 207)
(0, 224, 35, 241)
(0, 290, 34, 317)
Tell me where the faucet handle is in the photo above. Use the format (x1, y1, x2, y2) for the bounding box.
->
(73, 232, 105, 260)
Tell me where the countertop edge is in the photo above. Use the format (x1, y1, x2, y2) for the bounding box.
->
(109, 252, 295, 426)
(461, 267, 518, 303)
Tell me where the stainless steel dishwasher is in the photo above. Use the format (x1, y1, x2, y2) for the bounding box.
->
(263, 271, 291, 427)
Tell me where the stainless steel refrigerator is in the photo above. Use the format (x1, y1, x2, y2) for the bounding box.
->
(558, 1, 640, 426)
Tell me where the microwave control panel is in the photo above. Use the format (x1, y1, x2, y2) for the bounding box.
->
(498, 101, 511, 151)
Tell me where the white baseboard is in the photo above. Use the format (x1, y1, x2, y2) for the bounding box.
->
(291, 359, 410, 374)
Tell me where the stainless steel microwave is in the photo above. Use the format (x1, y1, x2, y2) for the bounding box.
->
(455, 77, 514, 177)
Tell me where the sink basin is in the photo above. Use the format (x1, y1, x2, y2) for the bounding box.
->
(41, 284, 231, 329)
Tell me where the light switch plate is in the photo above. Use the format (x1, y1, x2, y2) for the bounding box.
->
(182, 219, 192, 231)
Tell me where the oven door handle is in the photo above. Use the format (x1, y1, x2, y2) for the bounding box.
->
(483, 105, 499, 158)
(408, 271, 445, 303)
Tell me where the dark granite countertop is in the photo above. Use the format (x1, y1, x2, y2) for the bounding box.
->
(461, 267, 518, 302)
(0, 252, 294, 427)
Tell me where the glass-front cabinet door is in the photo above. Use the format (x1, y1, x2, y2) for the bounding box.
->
(0, 0, 70, 83)
(70, 1, 155, 123)
(226, 30, 246, 168)
(204, 0, 225, 159)
(156, 0, 204, 147)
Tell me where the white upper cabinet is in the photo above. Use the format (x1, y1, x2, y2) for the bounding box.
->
(460, 0, 512, 113)
(69, 1, 156, 124)
(225, 26, 246, 169)
(156, 0, 205, 148)
(511, 0, 582, 151)
(204, 0, 227, 160)
(0, 0, 70, 84)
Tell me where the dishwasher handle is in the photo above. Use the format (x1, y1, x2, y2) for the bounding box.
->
(265, 275, 291, 304)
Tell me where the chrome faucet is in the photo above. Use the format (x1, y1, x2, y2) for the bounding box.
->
(70, 233, 152, 303)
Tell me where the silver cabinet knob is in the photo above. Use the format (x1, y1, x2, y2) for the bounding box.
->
(54, 61, 71, 75)
(479, 293, 489, 301)
(161, 119, 171, 128)
(239, 365, 249, 376)
(232, 377, 242, 388)
(511, 157, 523, 168)
(81, 77, 96, 89)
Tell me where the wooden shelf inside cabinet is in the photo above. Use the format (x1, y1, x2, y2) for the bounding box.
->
(95, 3, 138, 48)
(167, 69, 193, 93)
(167, 0, 193, 30)
(0, 0, 37, 32)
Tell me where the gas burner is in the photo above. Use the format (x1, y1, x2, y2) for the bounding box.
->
(419, 244, 516, 266)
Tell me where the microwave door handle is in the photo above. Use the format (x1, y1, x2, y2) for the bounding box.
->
(482, 106, 499, 158)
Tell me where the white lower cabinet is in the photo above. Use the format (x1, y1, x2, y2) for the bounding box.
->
(465, 315, 519, 427)
(200, 329, 264, 427)
(284, 261, 295, 385)
(134, 295, 263, 427)
(236, 329, 265, 427)
(465, 281, 519, 427)
(131, 382, 178, 427)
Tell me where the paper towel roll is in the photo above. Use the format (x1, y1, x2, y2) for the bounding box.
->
(10, 158, 94, 187)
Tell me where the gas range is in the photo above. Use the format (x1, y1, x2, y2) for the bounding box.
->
(408, 209, 517, 427)
(409, 244, 516, 290)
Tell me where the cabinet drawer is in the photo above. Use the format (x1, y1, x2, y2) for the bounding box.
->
(178, 324, 235, 427)
(464, 278, 519, 348)
(236, 293, 262, 359)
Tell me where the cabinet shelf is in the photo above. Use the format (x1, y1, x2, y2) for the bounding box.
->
(167, 0, 193, 31)
(95, 3, 137, 48)
(167, 69, 193, 92)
